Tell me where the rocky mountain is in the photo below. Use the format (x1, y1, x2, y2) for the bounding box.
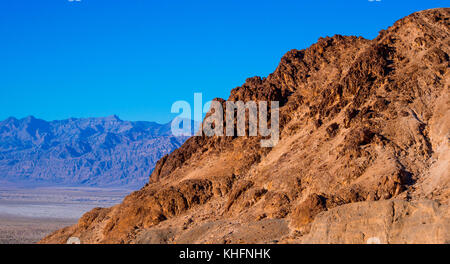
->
(0, 115, 188, 187)
(41, 8, 449, 244)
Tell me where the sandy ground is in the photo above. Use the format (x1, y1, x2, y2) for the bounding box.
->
(0, 214, 77, 244)
(0, 186, 131, 244)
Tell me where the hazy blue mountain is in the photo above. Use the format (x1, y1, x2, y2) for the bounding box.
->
(0, 115, 189, 187)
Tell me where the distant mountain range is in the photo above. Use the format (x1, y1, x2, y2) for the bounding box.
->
(0, 115, 189, 187)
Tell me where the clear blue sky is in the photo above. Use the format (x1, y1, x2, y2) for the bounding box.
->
(0, 0, 447, 123)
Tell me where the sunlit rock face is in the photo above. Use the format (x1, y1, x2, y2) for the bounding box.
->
(41, 8, 450, 244)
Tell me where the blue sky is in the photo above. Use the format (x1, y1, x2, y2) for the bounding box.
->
(0, 0, 447, 123)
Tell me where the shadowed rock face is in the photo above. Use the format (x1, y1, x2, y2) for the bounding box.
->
(0, 115, 187, 187)
(41, 8, 449, 244)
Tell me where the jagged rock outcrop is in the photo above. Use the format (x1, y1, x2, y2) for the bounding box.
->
(0, 116, 187, 186)
(41, 8, 449, 244)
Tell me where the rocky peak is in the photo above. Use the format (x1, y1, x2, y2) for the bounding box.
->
(41, 8, 450, 244)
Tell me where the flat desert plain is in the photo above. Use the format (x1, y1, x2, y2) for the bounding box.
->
(0, 186, 131, 244)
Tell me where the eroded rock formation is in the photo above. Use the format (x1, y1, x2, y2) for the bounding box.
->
(41, 8, 449, 244)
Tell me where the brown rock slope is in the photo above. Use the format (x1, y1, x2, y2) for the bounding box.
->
(41, 8, 449, 244)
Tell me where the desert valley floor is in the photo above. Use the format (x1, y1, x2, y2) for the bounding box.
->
(0, 186, 130, 243)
